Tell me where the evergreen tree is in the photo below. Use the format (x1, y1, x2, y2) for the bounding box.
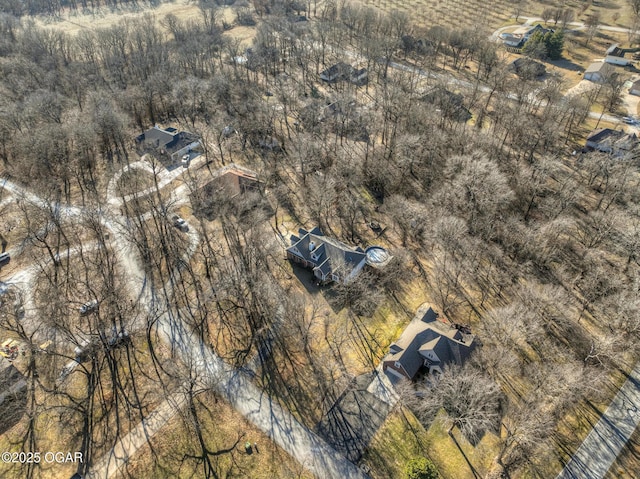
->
(522, 29, 564, 60)
(404, 457, 439, 479)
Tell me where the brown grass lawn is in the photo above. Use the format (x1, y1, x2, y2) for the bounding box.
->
(114, 167, 156, 198)
(116, 390, 314, 479)
(32, 0, 258, 47)
(0, 335, 176, 479)
(34, 0, 202, 36)
(362, 407, 501, 479)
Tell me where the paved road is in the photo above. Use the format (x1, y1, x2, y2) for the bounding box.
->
(556, 364, 640, 479)
(154, 304, 370, 479)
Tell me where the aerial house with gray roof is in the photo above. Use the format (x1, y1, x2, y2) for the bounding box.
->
(383, 304, 476, 381)
(135, 125, 201, 166)
(286, 226, 368, 284)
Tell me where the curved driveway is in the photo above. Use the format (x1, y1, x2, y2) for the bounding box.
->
(2, 157, 369, 479)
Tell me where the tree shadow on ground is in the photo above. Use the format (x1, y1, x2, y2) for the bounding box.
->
(315, 373, 391, 463)
(289, 262, 321, 296)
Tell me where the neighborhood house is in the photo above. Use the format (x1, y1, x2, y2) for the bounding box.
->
(630, 79, 640, 96)
(604, 44, 631, 66)
(584, 62, 614, 83)
(383, 305, 475, 381)
(501, 24, 552, 48)
(320, 62, 368, 85)
(287, 226, 367, 284)
(135, 125, 201, 165)
(203, 164, 260, 198)
(585, 128, 638, 157)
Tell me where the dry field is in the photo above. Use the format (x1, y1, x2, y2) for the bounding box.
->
(31, 0, 256, 45)
(33, 0, 203, 35)
(354, 0, 632, 31)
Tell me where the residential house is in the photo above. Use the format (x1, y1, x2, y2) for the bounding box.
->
(605, 44, 631, 66)
(286, 226, 367, 284)
(320, 62, 354, 82)
(319, 62, 368, 85)
(584, 62, 614, 83)
(202, 164, 260, 198)
(501, 24, 552, 48)
(511, 57, 546, 78)
(630, 79, 640, 96)
(585, 128, 638, 157)
(350, 68, 369, 86)
(383, 305, 475, 381)
(135, 126, 201, 165)
(421, 87, 472, 122)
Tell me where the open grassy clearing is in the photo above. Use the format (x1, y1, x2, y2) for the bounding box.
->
(34, 0, 202, 36)
(32, 0, 257, 45)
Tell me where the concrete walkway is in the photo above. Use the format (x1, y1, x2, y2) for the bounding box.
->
(556, 364, 640, 479)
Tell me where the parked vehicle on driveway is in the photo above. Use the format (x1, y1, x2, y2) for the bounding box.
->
(171, 214, 189, 232)
(0, 253, 10, 267)
(79, 299, 98, 315)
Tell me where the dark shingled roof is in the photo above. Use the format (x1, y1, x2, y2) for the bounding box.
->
(606, 44, 625, 58)
(135, 126, 200, 157)
(586, 128, 624, 144)
(384, 305, 475, 380)
(320, 62, 354, 80)
(287, 227, 366, 281)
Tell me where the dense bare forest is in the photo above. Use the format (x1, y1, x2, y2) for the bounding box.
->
(0, 0, 639, 478)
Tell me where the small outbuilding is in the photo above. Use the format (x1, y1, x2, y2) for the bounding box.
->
(584, 62, 614, 83)
(605, 44, 631, 66)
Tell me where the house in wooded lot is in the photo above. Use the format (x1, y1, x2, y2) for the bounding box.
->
(383, 305, 475, 381)
(605, 44, 631, 66)
(319, 62, 368, 85)
(584, 62, 614, 83)
(421, 87, 472, 122)
(585, 128, 638, 157)
(286, 226, 367, 284)
(135, 126, 201, 165)
(350, 68, 369, 85)
(501, 24, 552, 48)
(320, 62, 354, 82)
(202, 164, 260, 198)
